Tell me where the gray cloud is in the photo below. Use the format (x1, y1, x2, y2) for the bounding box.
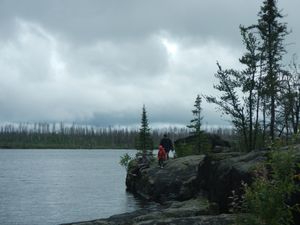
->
(0, 1, 265, 43)
(0, 0, 299, 127)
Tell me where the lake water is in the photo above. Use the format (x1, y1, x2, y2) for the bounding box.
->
(0, 149, 148, 225)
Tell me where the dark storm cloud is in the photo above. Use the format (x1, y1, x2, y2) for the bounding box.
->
(1, 1, 298, 44)
(0, 0, 258, 43)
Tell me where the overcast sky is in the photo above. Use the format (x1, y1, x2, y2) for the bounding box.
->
(0, 0, 299, 128)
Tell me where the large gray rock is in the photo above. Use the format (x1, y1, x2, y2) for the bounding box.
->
(197, 151, 268, 212)
(198, 149, 300, 213)
(126, 155, 205, 202)
(126, 151, 270, 210)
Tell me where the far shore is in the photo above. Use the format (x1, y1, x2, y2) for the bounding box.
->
(0, 147, 137, 150)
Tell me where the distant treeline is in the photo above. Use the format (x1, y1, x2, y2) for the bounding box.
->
(0, 122, 234, 149)
(0, 122, 182, 149)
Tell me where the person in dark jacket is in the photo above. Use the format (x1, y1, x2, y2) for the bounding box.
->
(160, 134, 173, 160)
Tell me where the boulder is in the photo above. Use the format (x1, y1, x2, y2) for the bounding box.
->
(126, 155, 205, 202)
(175, 133, 230, 149)
(174, 133, 231, 157)
(197, 151, 268, 212)
(126, 151, 274, 211)
(198, 149, 300, 213)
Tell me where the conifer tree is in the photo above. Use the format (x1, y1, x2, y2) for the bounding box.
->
(205, 64, 250, 150)
(206, 0, 290, 150)
(188, 95, 206, 153)
(256, 0, 289, 140)
(278, 55, 300, 139)
(136, 105, 153, 153)
(288, 56, 300, 134)
(239, 26, 261, 150)
(188, 95, 203, 135)
(205, 27, 263, 151)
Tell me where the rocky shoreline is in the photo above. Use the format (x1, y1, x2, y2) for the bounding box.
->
(61, 198, 236, 225)
(61, 148, 300, 225)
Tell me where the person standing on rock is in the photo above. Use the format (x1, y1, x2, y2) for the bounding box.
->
(157, 145, 166, 168)
(160, 134, 174, 160)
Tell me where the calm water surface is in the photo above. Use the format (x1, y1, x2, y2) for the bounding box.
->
(0, 149, 147, 225)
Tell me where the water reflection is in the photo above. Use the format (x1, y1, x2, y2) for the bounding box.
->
(125, 191, 159, 211)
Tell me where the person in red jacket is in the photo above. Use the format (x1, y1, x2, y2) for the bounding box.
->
(158, 145, 166, 168)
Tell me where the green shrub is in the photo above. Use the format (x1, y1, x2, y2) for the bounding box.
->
(119, 153, 132, 170)
(175, 142, 195, 157)
(238, 150, 300, 225)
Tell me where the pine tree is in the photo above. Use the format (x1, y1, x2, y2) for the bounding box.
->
(205, 64, 250, 150)
(257, 0, 289, 140)
(205, 0, 290, 150)
(239, 26, 261, 150)
(278, 55, 300, 139)
(288, 55, 300, 134)
(136, 105, 153, 153)
(188, 95, 203, 135)
(187, 95, 206, 153)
